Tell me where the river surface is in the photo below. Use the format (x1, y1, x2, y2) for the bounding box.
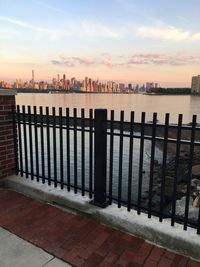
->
(16, 93, 200, 123)
(16, 93, 200, 202)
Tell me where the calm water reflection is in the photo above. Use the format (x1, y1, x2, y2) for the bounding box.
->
(16, 93, 200, 123)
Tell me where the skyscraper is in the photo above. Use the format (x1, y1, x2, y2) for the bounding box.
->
(63, 74, 66, 89)
(191, 75, 200, 94)
(32, 70, 35, 89)
(84, 77, 88, 91)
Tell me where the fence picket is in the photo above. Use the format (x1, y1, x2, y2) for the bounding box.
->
(14, 106, 200, 233)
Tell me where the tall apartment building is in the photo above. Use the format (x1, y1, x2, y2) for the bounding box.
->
(119, 83, 125, 92)
(191, 75, 200, 94)
(146, 82, 154, 92)
(32, 69, 35, 89)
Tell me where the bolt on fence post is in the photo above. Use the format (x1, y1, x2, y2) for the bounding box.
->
(92, 109, 108, 208)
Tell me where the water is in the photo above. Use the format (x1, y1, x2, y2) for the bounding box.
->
(16, 93, 200, 123)
(20, 124, 163, 202)
(16, 93, 200, 203)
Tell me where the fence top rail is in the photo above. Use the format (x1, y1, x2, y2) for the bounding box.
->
(15, 111, 200, 131)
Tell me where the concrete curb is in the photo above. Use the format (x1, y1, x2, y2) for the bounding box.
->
(5, 175, 200, 261)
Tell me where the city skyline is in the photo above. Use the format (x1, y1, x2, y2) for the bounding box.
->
(1, 0, 200, 87)
(0, 70, 161, 93)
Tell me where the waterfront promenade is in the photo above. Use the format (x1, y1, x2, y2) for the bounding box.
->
(0, 186, 200, 267)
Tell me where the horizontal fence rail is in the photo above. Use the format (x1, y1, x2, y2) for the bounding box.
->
(13, 105, 200, 234)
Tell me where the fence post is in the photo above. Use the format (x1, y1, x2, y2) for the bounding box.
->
(92, 109, 108, 208)
(0, 89, 17, 182)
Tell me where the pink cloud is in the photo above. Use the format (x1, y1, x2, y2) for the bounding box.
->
(131, 52, 166, 59)
(128, 52, 200, 65)
(102, 52, 113, 67)
(72, 56, 95, 65)
(51, 52, 200, 68)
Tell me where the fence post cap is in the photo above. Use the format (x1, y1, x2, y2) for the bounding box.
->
(94, 108, 107, 111)
(94, 109, 107, 116)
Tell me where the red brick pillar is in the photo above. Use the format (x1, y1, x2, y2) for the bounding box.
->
(0, 90, 17, 180)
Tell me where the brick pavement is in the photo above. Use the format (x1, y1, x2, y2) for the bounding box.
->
(0, 187, 200, 267)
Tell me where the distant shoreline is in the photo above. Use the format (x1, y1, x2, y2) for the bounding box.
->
(0, 87, 198, 95)
(0, 88, 133, 94)
(143, 93, 193, 96)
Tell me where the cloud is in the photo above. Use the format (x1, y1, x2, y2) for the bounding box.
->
(135, 23, 200, 41)
(0, 16, 48, 33)
(0, 16, 28, 27)
(1, 15, 200, 43)
(0, 15, 59, 41)
(129, 52, 167, 65)
(51, 60, 75, 67)
(131, 53, 166, 59)
(0, 16, 124, 41)
(52, 54, 116, 68)
(102, 53, 113, 67)
(52, 54, 115, 68)
(51, 51, 200, 69)
(191, 33, 200, 41)
(51, 56, 96, 67)
(128, 52, 200, 65)
(72, 57, 95, 65)
(51, 60, 60, 65)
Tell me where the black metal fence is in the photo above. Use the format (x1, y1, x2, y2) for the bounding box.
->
(13, 105, 200, 234)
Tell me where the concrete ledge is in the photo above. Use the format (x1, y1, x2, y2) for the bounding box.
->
(0, 89, 17, 96)
(5, 175, 200, 261)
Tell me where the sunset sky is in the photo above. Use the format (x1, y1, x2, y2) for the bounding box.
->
(1, 0, 200, 87)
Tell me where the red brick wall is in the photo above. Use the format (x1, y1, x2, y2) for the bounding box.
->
(0, 95, 17, 179)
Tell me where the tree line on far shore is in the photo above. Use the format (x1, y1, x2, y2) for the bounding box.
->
(149, 87, 193, 95)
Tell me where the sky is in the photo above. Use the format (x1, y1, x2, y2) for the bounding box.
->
(0, 0, 200, 87)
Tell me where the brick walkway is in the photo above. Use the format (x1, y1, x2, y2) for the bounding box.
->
(0, 187, 200, 267)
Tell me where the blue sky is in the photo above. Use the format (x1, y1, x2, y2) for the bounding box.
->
(0, 0, 200, 86)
